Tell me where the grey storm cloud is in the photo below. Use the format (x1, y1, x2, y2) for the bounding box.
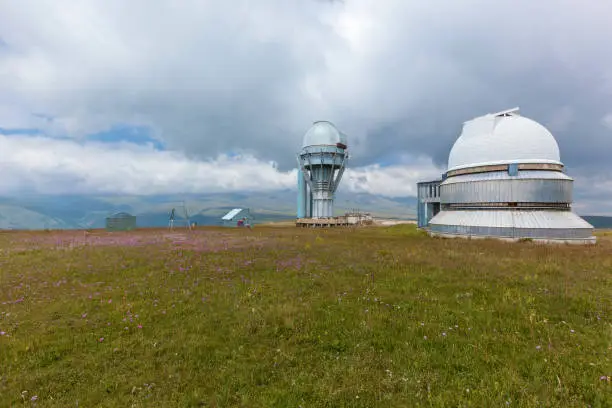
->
(345, 1, 612, 172)
(1, 0, 612, 175)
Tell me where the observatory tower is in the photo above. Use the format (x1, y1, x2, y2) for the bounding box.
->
(297, 121, 348, 220)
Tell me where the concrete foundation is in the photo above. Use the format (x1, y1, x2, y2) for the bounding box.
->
(426, 230, 597, 245)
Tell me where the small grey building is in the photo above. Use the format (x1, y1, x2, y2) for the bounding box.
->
(105, 212, 137, 231)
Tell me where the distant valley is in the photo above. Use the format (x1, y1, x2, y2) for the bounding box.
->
(0, 190, 418, 230)
(1, 192, 610, 231)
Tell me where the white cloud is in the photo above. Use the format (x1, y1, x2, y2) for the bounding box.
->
(570, 172, 612, 216)
(1, 0, 611, 210)
(0, 135, 293, 195)
(343, 159, 442, 197)
(602, 113, 612, 130)
(2, 0, 611, 167)
(0, 135, 441, 197)
(0, 0, 342, 155)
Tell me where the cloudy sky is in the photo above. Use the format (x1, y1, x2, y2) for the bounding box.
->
(0, 0, 611, 213)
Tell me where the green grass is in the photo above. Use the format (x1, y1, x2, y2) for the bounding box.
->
(0, 225, 610, 407)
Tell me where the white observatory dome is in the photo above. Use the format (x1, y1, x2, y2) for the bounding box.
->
(302, 121, 347, 148)
(447, 108, 562, 172)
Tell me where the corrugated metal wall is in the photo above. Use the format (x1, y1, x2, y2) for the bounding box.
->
(429, 224, 593, 239)
(417, 183, 424, 227)
(428, 209, 594, 239)
(423, 166, 594, 241)
(297, 168, 306, 218)
(442, 178, 572, 204)
(443, 170, 572, 185)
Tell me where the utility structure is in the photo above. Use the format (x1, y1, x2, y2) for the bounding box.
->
(296, 121, 348, 224)
(168, 201, 192, 231)
(221, 208, 253, 227)
(417, 107, 595, 244)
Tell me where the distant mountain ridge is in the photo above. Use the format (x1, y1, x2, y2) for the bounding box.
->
(1, 192, 609, 231)
(0, 190, 418, 230)
(582, 216, 612, 229)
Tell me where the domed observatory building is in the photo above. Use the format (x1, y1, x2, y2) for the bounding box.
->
(296, 121, 349, 227)
(419, 107, 595, 243)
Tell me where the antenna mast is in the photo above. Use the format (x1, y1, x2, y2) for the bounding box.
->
(168, 201, 192, 231)
(168, 208, 176, 230)
(182, 200, 192, 231)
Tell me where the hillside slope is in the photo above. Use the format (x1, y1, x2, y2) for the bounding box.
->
(0, 191, 417, 230)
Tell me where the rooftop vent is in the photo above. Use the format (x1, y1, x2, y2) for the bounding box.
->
(491, 107, 520, 117)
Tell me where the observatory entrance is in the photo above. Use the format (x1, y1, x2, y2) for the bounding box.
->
(432, 202, 441, 217)
(417, 180, 442, 228)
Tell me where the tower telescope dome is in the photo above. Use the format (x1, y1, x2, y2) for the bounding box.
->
(447, 108, 562, 172)
(302, 121, 347, 148)
(297, 120, 349, 220)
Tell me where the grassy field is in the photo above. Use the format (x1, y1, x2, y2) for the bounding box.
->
(0, 225, 610, 407)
